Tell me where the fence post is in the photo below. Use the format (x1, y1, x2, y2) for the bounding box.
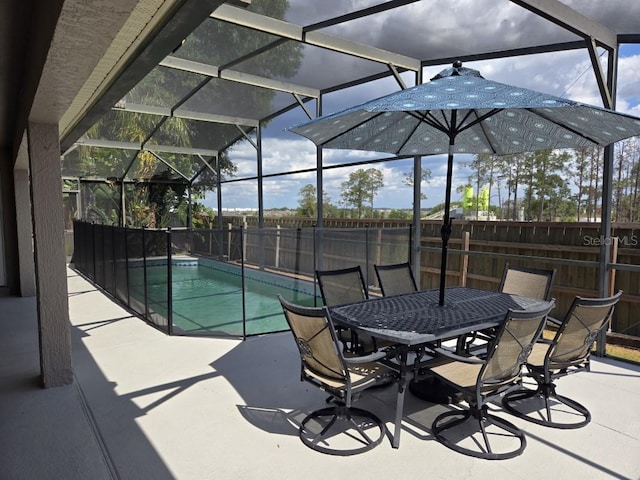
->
(91, 222, 96, 281)
(243, 219, 248, 261)
(240, 225, 246, 340)
(375, 227, 382, 269)
(365, 225, 370, 288)
(124, 225, 130, 307)
(313, 225, 318, 306)
(604, 236, 619, 339)
(460, 231, 470, 287)
(167, 228, 173, 335)
(609, 236, 618, 297)
(111, 223, 117, 295)
(275, 225, 281, 269)
(142, 226, 149, 321)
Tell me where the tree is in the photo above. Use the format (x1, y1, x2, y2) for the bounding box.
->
(388, 209, 412, 220)
(612, 139, 640, 221)
(296, 183, 338, 218)
(340, 168, 384, 218)
(587, 146, 604, 221)
(297, 184, 317, 217)
(465, 154, 491, 219)
(526, 150, 571, 221)
(572, 147, 590, 221)
(71, 0, 300, 227)
(403, 165, 432, 201)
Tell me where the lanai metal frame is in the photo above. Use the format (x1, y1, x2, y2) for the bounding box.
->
(58, 0, 640, 353)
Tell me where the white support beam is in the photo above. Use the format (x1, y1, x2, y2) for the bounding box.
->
(113, 102, 259, 127)
(73, 137, 218, 157)
(304, 30, 420, 71)
(145, 144, 218, 157)
(586, 39, 613, 109)
(75, 138, 142, 150)
(212, 3, 302, 39)
(160, 55, 220, 77)
(220, 68, 319, 97)
(511, 0, 617, 49)
(159, 56, 320, 97)
(173, 108, 259, 127)
(146, 150, 191, 181)
(211, 4, 421, 71)
(196, 154, 217, 176)
(113, 102, 172, 117)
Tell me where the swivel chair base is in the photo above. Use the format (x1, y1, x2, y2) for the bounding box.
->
(502, 384, 591, 429)
(432, 406, 526, 460)
(300, 405, 386, 456)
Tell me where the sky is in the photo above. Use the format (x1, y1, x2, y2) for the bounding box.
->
(204, 29, 640, 211)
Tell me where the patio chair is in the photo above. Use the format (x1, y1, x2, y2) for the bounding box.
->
(429, 301, 555, 460)
(499, 264, 556, 301)
(316, 266, 379, 354)
(458, 264, 556, 354)
(502, 291, 622, 429)
(374, 262, 418, 296)
(277, 295, 396, 455)
(316, 266, 369, 306)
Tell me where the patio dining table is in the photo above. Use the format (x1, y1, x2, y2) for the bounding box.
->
(328, 286, 553, 448)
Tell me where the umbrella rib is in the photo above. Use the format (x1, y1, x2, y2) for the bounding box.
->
(458, 108, 504, 154)
(318, 111, 388, 146)
(394, 111, 431, 153)
(457, 108, 502, 134)
(526, 108, 602, 145)
(406, 111, 449, 133)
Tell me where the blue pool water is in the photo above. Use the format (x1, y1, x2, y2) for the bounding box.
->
(129, 260, 319, 336)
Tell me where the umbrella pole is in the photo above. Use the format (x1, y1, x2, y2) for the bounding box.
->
(439, 145, 455, 306)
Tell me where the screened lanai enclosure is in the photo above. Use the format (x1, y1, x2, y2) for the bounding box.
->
(61, 0, 640, 229)
(62, 1, 640, 346)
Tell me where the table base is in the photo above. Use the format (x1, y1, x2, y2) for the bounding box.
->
(409, 374, 462, 404)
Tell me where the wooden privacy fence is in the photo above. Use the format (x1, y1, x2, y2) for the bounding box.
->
(227, 216, 640, 338)
(418, 220, 640, 338)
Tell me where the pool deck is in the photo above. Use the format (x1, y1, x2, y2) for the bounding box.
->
(1, 266, 640, 479)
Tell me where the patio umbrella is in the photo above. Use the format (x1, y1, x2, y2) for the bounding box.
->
(289, 61, 640, 306)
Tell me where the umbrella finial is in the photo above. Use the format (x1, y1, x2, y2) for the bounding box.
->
(431, 61, 483, 81)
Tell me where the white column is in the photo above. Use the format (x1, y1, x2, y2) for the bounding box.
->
(27, 122, 72, 387)
(14, 155, 36, 296)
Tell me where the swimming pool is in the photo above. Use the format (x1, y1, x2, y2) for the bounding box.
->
(128, 258, 320, 337)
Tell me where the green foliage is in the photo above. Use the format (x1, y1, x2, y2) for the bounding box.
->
(296, 183, 336, 218)
(467, 150, 579, 221)
(404, 166, 432, 200)
(296, 184, 317, 217)
(68, 0, 299, 228)
(388, 209, 412, 220)
(340, 168, 384, 218)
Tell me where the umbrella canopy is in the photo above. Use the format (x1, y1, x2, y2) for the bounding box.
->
(289, 61, 640, 306)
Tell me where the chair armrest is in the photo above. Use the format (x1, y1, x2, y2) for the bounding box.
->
(343, 350, 388, 364)
(433, 347, 485, 364)
(545, 316, 562, 327)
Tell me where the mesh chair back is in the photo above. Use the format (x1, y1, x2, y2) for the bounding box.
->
(548, 291, 622, 367)
(278, 295, 347, 383)
(499, 264, 556, 301)
(481, 302, 554, 388)
(316, 266, 368, 306)
(374, 262, 418, 296)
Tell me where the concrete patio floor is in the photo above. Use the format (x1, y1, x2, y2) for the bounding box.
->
(1, 267, 639, 479)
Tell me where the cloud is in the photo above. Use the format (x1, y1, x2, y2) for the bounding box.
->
(206, 1, 640, 210)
